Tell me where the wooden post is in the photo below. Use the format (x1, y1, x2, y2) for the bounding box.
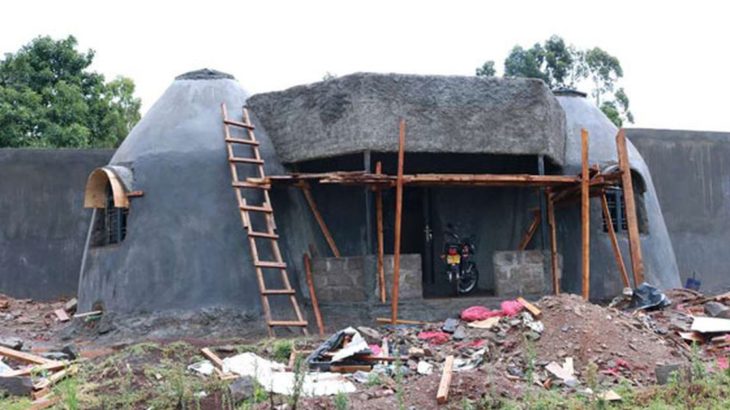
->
(518, 211, 541, 251)
(375, 161, 386, 303)
(303, 253, 325, 336)
(601, 192, 631, 288)
(298, 181, 341, 257)
(616, 129, 645, 285)
(391, 119, 406, 324)
(581, 128, 590, 300)
(546, 189, 560, 294)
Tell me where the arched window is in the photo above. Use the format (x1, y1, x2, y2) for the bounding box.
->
(603, 170, 648, 234)
(84, 168, 130, 246)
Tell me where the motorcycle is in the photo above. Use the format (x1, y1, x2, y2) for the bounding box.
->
(441, 226, 479, 296)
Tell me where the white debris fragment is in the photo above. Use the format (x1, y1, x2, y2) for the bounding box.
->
(416, 361, 433, 375)
(187, 360, 215, 376)
(223, 352, 356, 396)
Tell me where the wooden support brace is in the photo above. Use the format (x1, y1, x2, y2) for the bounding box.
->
(303, 253, 325, 336)
(375, 161, 386, 303)
(391, 119, 406, 324)
(518, 211, 541, 251)
(546, 189, 560, 295)
(298, 181, 341, 257)
(616, 129, 645, 285)
(601, 191, 631, 288)
(581, 128, 590, 300)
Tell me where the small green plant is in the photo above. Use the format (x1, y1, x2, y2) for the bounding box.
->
(55, 377, 79, 410)
(394, 356, 406, 410)
(461, 397, 475, 410)
(288, 355, 306, 410)
(273, 339, 294, 363)
(585, 361, 598, 391)
(523, 335, 536, 384)
(333, 391, 349, 410)
(366, 371, 383, 387)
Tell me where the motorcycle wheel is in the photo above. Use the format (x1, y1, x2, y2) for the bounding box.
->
(458, 261, 479, 294)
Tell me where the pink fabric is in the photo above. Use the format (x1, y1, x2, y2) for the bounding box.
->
(460, 300, 524, 321)
(417, 331, 450, 345)
(500, 300, 524, 316)
(369, 344, 381, 356)
(460, 306, 501, 322)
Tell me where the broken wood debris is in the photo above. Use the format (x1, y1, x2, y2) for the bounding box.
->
(436, 355, 454, 404)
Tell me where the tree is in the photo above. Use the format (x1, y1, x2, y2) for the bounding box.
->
(0, 35, 141, 148)
(488, 35, 634, 126)
(475, 60, 496, 77)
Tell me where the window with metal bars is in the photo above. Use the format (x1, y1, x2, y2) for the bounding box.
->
(602, 174, 649, 235)
(91, 183, 128, 246)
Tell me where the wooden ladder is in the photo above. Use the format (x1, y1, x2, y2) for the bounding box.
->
(221, 104, 308, 337)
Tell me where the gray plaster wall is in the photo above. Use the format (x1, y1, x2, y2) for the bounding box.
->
(628, 128, 730, 293)
(0, 148, 113, 300)
(78, 71, 322, 316)
(247, 73, 566, 165)
(556, 95, 680, 298)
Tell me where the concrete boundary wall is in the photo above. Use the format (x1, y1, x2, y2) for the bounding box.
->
(0, 148, 113, 300)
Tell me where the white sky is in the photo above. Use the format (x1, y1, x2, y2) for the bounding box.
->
(2, 0, 728, 131)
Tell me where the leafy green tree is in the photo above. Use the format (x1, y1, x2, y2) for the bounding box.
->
(0, 35, 141, 148)
(475, 60, 496, 77)
(489, 35, 634, 126)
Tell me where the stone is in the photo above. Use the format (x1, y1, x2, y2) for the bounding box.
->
(452, 326, 466, 341)
(408, 347, 425, 358)
(357, 326, 382, 344)
(416, 361, 433, 375)
(61, 344, 79, 360)
(229, 376, 256, 404)
(42, 351, 71, 361)
(247, 73, 566, 165)
(704, 301, 730, 319)
(442, 318, 459, 334)
(0, 376, 33, 396)
(0, 337, 23, 350)
(655, 364, 684, 385)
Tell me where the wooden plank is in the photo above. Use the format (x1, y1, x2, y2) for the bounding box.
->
(53, 309, 70, 322)
(691, 317, 730, 333)
(73, 310, 103, 319)
(391, 119, 406, 324)
(298, 181, 341, 257)
(375, 161, 386, 303)
(518, 211, 541, 251)
(376, 317, 428, 325)
(546, 189, 560, 295)
(201, 348, 225, 370)
(581, 128, 590, 300)
(436, 355, 454, 404)
(0, 346, 53, 365)
(516, 297, 542, 319)
(33, 365, 77, 390)
(330, 365, 373, 373)
(303, 253, 325, 336)
(3, 361, 67, 377)
(616, 129, 645, 284)
(28, 395, 60, 410)
(64, 298, 77, 312)
(601, 192, 631, 288)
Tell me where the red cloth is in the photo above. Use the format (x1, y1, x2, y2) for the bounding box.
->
(417, 331, 450, 345)
(460, 300, 524, 321)
(500, 300, 524, 316)
(460, 306, 501, 321)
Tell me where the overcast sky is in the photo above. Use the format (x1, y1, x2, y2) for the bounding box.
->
(2, 0, 728, 131)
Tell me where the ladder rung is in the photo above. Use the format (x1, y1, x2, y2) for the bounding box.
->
(240, 204, 273, 213)
(225, 137, 259, 146)
(262, 289, 296, 295)
(233, 181, 270, 189)
(224, 119, 255, 130)
(248, 231, 279, 239)
(255, 261, 287, 269)
(268, 320, 308, 327)
(229, 157, 265, 165)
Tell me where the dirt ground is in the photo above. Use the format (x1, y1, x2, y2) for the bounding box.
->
(0, 289, 728, 409)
